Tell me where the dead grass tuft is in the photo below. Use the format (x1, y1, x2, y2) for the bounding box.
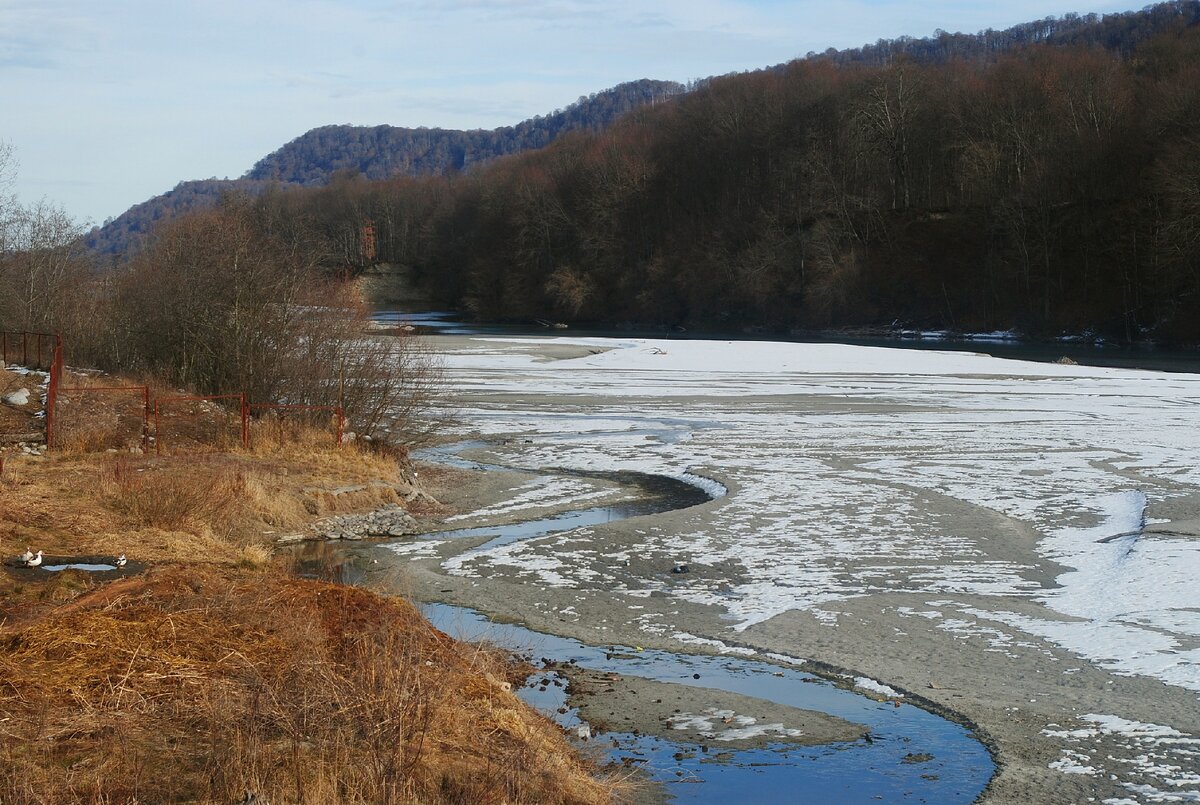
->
(0, 566, 617, 804)
(236, 544, 273, 568)
(98, 456, 246, 532)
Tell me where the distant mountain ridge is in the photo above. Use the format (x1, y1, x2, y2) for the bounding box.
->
(85, 179, 274, 262)
(86, 2, 1200, 260)
(806, 0, 1200, 65)
(246, 79, 685, 185)
(86, 79, 684, 258)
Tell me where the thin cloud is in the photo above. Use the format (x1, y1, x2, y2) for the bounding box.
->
(1, 0, 1145, 223)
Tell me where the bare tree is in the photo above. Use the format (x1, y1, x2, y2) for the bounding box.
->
(0, 141, 16, 234)
(0, 144, 90, 334)
(108, 200, 442, 442)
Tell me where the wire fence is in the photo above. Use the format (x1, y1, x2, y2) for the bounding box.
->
(249, 404, 346, 449)
(1, 331, 60, 372)
(2, 333, 347, 454)
(54, 385, 150, 452)
(153, 394, 249, 454)
(1, 331, 63, 448)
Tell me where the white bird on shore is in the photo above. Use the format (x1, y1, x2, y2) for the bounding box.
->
(116, 554, 127, 567)
(18, 547, 34, 564)
(24, 550, 43, 568)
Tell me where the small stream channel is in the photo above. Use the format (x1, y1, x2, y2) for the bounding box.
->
(298, 441, 995, 803)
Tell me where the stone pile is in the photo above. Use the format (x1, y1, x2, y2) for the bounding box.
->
(3, 441, 47, 456)
(278, 504, 421, 544)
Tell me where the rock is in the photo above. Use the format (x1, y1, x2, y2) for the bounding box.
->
(309, 503, 420, 541)
(3, 388, 30, 406)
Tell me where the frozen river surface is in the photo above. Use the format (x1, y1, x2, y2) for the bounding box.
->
(406, 334, 1200, 803)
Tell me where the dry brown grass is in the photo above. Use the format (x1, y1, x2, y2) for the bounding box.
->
(48, 369, 158, 455)
(99, 455, 247, 531)
(0, 405, 412, 629)
(0, 376, 621, 805)
(2, 436, 406, 559)
(250, 413, 343, 452)
(0, 565, 616, 804)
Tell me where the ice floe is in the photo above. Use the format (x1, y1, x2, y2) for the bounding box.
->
(434, 337, 1200, 679)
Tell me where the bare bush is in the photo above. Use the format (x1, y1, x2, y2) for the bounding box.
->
(0, 200, 92, 335)
(105, 200, 441, 443)
(99, 456, 246, 531)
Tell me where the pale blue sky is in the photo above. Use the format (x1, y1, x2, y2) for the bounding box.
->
(1, 0, 1135, 224)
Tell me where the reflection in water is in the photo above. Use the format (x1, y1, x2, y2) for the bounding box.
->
(42, 563, 118, 573)
(425, 602, 993, 805)
(375, 307, 1200, 374)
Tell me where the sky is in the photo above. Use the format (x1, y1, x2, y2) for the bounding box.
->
(1, 0, 1137, 226)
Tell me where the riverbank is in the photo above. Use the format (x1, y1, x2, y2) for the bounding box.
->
(383, 333, 1200, 804)
(0, 374, 622, 803)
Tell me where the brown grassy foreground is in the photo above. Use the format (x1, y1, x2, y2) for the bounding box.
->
(0, 374, 619, 804)
(0, 567, 614, 804)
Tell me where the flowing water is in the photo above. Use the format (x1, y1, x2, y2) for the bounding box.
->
(296, 441, 996, 803)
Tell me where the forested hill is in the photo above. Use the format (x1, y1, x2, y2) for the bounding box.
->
(85, 178, 271, 260)
(245, 79, 685, 185)
(237, 1, 1200, 343)
(85, 79, 683, 258)
(809, 0, 1200, 65)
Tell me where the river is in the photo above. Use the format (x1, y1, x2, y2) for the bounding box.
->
(297, 438, 995, 803)
(345, 312, 1200, 803)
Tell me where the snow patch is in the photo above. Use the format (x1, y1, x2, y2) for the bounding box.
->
(853, 676, 902, 698)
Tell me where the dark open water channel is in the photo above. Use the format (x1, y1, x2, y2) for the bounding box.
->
(375, 308, 1200, 374)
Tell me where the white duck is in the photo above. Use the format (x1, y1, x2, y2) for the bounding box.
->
(116, 554, 127, 567)
(18, 547, 34, 564)
(24, 550, 43, 568)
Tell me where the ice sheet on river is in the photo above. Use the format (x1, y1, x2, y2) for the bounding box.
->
(434, 337, 1200, 696)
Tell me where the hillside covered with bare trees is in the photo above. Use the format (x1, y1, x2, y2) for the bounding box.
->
(176, 1, 1199, 343)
